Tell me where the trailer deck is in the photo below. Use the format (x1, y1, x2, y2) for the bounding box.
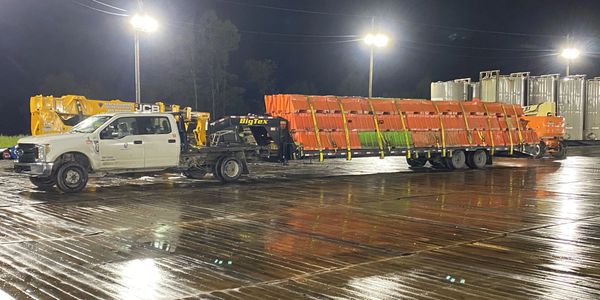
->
(0, 148, 599, 299)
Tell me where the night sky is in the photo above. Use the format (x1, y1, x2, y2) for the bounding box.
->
(2, 0, 600, 135)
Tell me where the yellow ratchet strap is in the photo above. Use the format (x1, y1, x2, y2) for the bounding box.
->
(458, 101, 473, 145)
(368, 99, 385, 159)
(482, 103, 495, 155)
(500, 104, 514, 155)
(307, 96, 324, 162)
(511, 105, 524, 144)
(431, 102, 447, 157)
(337, 98, 352, 160)
(394, 100, 412, 158)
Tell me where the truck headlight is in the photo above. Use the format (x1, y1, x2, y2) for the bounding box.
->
(36, 144, 50, 161)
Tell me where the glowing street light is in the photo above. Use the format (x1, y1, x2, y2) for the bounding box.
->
(131, 14, 158, 104)
(364, 33, 389, 98)
(561, 48, 580, 76)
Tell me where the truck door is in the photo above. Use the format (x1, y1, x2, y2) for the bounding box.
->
(98, 117, 145, 169)
(136, 116, 180, 168)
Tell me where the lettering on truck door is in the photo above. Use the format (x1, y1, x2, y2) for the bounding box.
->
(98, 117, 145, 169)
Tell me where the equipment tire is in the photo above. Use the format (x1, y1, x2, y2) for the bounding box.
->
(551, 141, 567, 160)
(446, 150, 466, 170)
(406, 157, 427, 168)
(30, 176, 56, 190)
(218, 157, 243, 183)
(467, 149, 487, 169)
(55, 162, 88, 193)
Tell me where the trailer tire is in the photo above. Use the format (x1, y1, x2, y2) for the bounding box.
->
(446, 150, 466, 170)
(217, 157, 243, 183)
(406, 157, 427, 168)
(184, 167, 208, 180)
(532, 142, 546, 159)
(30, 176, 56, 190)
(467, 150, 487, 169)
(55, 162, 88, 193)
(551, 141, 567, 160)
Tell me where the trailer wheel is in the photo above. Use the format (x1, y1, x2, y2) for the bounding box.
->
(446, 150, 466, 170)
(406, 157, 427, 168)
(55, 162, 88, 193)
(184, 167, 208, 180)
(551, 141, 567, 160)
(532, 142, 546, 159)
(218, 157, 243, 183)
(30, 176, 56, 190)
(428, 155, 447, 169)
(467, 150, 487, 169)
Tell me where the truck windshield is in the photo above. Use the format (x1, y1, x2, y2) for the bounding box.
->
(70, 116, 112, 133)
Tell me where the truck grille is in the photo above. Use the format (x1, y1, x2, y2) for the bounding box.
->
(17, 143, 38, 163)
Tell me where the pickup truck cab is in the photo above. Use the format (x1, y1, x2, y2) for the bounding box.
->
(15, 112, 186, 193)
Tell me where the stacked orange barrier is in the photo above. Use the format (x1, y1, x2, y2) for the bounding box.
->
(265, 94, 539, 155)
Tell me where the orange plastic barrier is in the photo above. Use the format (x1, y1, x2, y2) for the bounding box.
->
(265, 94, 540, 152)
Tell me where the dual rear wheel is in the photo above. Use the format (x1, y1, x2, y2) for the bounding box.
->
(408, 149, 488, 170)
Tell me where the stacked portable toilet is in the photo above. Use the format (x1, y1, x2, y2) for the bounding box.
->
(434, 71, 600, 141)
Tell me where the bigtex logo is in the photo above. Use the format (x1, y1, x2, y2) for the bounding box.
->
(239, 118, 268, 125)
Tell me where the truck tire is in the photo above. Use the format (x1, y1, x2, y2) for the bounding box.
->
(466, 150, 487, 169)
(30, 176, 56, 190)
(55, 162, 88, 193)
(406, 157, 427, 168)
(212, 157, 224, 181)
(551, 141, 567, 160)
(446, 150, 466, 170)
(217, 157, 243, 183)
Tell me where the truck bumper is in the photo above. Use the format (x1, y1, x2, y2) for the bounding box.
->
(14, 162, 54, 177)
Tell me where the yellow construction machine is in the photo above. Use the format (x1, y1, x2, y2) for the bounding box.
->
(30, 95, 210, 146)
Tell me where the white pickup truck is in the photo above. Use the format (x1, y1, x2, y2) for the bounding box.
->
(14, 112, 278, 193)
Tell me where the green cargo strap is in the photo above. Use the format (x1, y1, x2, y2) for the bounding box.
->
(337, 98, 352, 160)
(500, 104, 514, 155)
(458, 101, 473, 145)
(394, 100, 412, 158)
(431, 102, 447, 157)
(511, 105, 524, 144)
(482, 103, 495, 155)
(367, 99, 385, 159)
(307, 96, 324, 162)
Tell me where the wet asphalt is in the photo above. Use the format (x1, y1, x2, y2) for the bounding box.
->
(0, 147, 599, 299)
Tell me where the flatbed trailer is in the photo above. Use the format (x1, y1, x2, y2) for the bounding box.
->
(192, 95, 550, 176)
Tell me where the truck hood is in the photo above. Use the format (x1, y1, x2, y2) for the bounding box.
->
(17, 132, 92, 145)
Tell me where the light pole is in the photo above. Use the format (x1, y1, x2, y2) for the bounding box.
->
(130, 14, 158, 104)
(364, 33, 389, 98)
(561, 48, 580, 76)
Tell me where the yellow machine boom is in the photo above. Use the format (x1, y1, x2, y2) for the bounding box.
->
(30, 95, 210, 146)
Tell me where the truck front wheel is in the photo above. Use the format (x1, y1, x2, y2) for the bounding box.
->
(217, 157, 243, 183)
(56, 162, 88, 193)
(30, 176, 56, 190)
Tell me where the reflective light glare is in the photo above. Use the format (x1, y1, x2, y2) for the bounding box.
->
(131, 14, 158, 33)
(561, 48, 580, 60)
(364, 33, 389, 47)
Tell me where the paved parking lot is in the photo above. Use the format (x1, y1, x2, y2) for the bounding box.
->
(0, 148, 599, 299)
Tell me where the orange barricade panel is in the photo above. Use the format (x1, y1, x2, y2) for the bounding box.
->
(265, 95, 541, 152)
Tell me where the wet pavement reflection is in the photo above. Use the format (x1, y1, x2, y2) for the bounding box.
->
(0, 147, 599, 299)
